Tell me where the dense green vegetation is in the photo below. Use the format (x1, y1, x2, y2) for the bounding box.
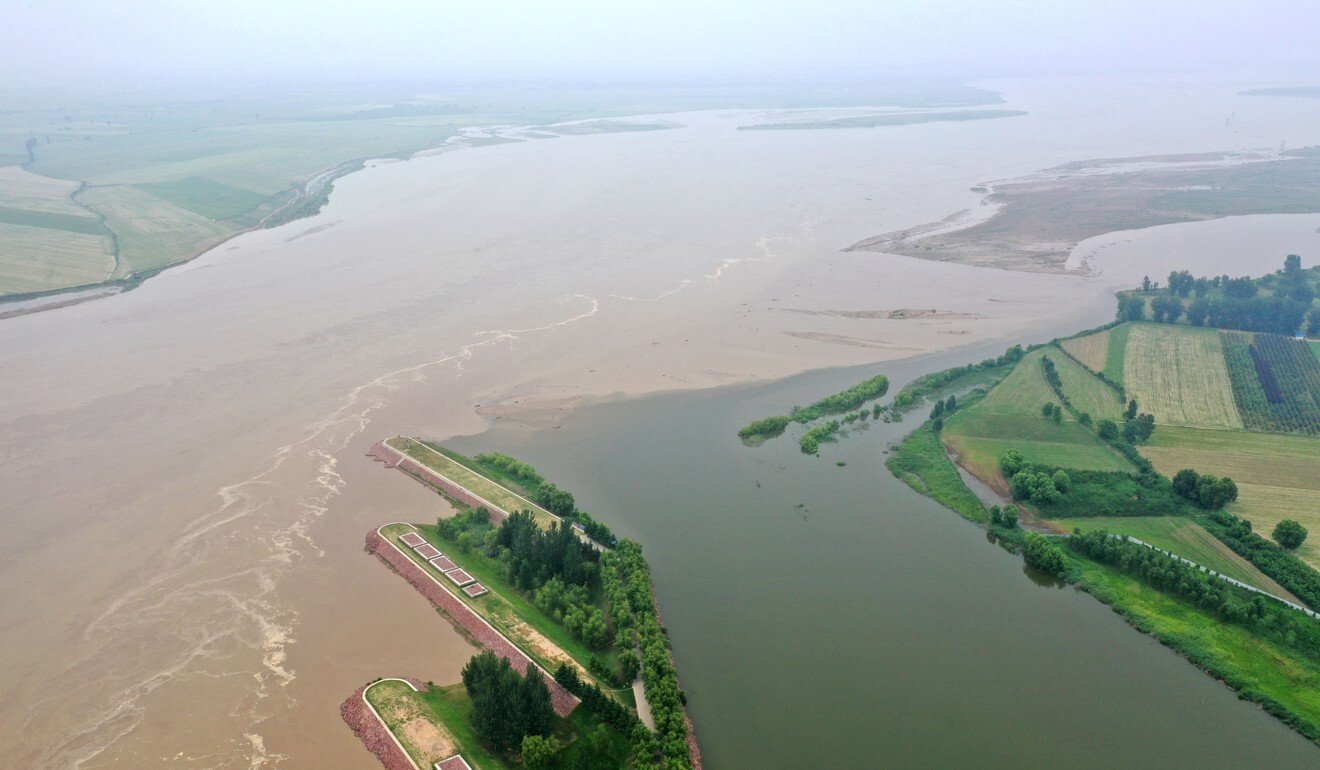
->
(790, 374, 889, 422)
(885, 425, 987, 522)
(736, 415, 790, 440)
(1170, 468, 1239, 510)
(1276, 520, 1310, 551)
(736, 374, 887, 445)
(601, 541, 692, 770)
(1126, 256, 1319, 336)
(462, 651, 557, 752)
(799, 420, 841, 454)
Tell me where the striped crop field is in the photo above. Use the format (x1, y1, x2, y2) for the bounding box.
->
(1142, 425, 1320, 568)
(1060, 329, 1111, 373)
(1051, 346, 1125, 420)
(1103, 323, 1130, 384)
(1123, 323, 1243, 429)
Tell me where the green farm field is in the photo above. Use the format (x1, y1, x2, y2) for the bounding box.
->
(1142, 426, 1320, 566)
(1050, 516, 1296, 599)
(1059, 328, 1111, 372)
(1123, 323, 1243, 429)
(942, 347, 1131, 483)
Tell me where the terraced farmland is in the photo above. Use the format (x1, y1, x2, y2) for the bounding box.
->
(1142, 426, 1320, 567)
(1123, 324, 1243, 429)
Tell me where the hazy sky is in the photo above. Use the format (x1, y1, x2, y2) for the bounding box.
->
(5, 1, 1320, 84)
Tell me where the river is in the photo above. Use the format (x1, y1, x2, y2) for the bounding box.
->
(1, 75, 1319, 767)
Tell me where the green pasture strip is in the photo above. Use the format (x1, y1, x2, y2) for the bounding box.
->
(135, 177, 269, 221)
(886, 425, 987, 522)
(1070, 556, 1320, 744)
(1103, 323, 1130, 384)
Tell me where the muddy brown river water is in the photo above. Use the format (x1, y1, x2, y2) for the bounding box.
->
(2, 76, 1319, 767)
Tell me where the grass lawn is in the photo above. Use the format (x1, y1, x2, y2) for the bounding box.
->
(388, 437, 559, 527)
(1123, 323, 1243, 429)
(1311, 340, 1320, 362)
(967, 348, 1062, 417)
(1060, 328, 1111, 373)
(943, 409, 1132, 479)
(1141, 426, 1320, 567)
(1050, 516, 1297, 599)
(379, 523, 630, 698)
(886, 425, 987, 522)
(1070, 556, 1320, 744)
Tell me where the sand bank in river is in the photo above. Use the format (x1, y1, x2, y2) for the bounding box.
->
(848, 149, 1320, 272)
(3, 79, 1320, 768)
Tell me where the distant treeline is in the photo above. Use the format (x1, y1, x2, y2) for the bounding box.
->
(1122, 255, 1319, 336)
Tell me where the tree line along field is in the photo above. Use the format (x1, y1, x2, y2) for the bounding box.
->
(1048, 516, 1298, 599)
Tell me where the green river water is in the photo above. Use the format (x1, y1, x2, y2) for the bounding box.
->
(453, 340, 1320, 769)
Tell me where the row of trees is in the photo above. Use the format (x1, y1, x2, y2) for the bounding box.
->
(889, 343, 1027, 415)
(601, 540, 692, 769)
(1132, 256, 1319, 335)
(1170, 468, 1239, 510)
(1201, 511, 1320, 609)
(1070, 530, 1320, 658)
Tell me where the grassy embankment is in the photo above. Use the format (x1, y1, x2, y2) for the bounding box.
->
(1069, 558, 1320, 743)
(387, 436, 560, 528)
(378, 522, 632, 700)
(366, 679, 633, 770)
